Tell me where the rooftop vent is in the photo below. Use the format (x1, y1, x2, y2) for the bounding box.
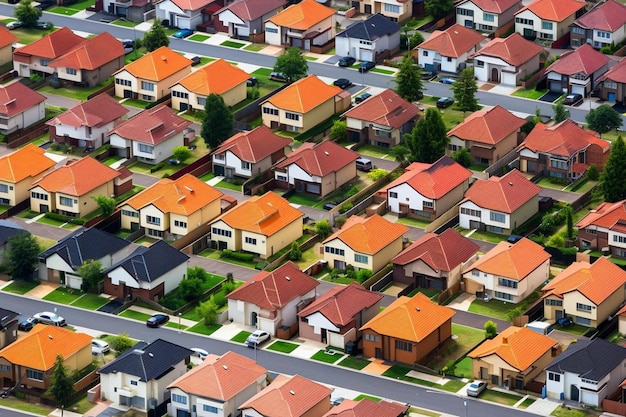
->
(289, 390, 295, 395)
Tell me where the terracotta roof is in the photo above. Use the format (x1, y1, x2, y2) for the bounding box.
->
(542, 257, 626, 304)
(175, 58, 250, 95)
(573, 0, 626, 32)
(14, 27, 83, 59)
(49, 32, 123, 71)
(576, 199, 626, 229)
(448, 105, 526, 146)
(107, 104, 192, 145)
(297, 282, 383, 326)
(0, 25, 18, 49)
(515, 0, 586, 22)
(598, 56, 626, 84)
(360, 293, 455, 342)
(263, 75, 341, 113)
(464, 169, 540, 213)
(0, 144, 56, 183)
(417, 24, 484, 58)
(275, 140, 358, 176)
(0, 82, 46, 118)
(322, 399, 409, 417)
(342, 89, 419, 128)
(212, 125, 291, 163)
(470, 33, 544, 67)
(518, 119, 610, 157)
(266, 0, 335, 30)
(216, 0, 286, 21)
(468, 326, 557, 371)
(170, 0, 210, 11)
(457, 0, 521, 13)
(323, 214, 408, 255)
(0, 324, 91, 370)
(546, 44, 608, 76)
(47, 94, 128, 129)
(117, 46, 191, 81)
(31, 156, 120, 196)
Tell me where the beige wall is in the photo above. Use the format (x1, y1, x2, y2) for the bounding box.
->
(472, 348, 554, 387)
(359, 0, 412, 22)
(320, 163, 356, 197)
(263, 218, 303, 259)
(57, 181, 115, 217)
(171, 81, 247, 111)
(300, 99, 335, 133)
(437, 181, 470, 215)
(0, 44, 12, 66)
(30, 186, 53, 213)
(509, 195, 539, 233)
(372, 238, 404, 273)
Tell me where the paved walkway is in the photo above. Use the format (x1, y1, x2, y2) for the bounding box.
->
(447, 292, 476, 312)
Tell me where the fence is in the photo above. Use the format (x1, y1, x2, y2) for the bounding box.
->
(485, 147, 520, 177)
(331, 173, 394, 223)
(169, 153, 212, 180)
(87, 83, 115, 100)
(5, 119, 50, 148)
(520, 68, 546, 89)
(362, 265, 393, 291)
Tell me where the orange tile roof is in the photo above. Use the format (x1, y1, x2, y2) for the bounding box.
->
(360, 293, 455, 342)
(322, 398, 409, 417)
(0, 82, 46, 117)
(0, 144, 56, 183)
(546, 44, 609, 77)
(518, 119, 610, 158)
(576, 199, 626, 229)
(275, 140, 358, 176)
(323, 214, 408, 255)
(47, 93, 128, 129)
(516, 0, 586, 21)
(212, 125, 292, 163)
(49, 32, 124, 71)
(170, 0, 211, 11)
(31, 156, 120, 196)
(176, 58, 250, 95)
(263, 75, 341, 113)
(342, 89, 419, 129)
(0, 324, 91, 371)
(470, 34, 544, 68)
(0, 25, 18, 49)
(118, 46, 191, 81)
(448, 105, 526, 145)
(458, 0, 522, 14)
(418, 24, 484, 58)
(107, 104, 192, 145)
(463, 169, 541, 213)
(267, 0, 335, 30)
(14, 27, 84, 59)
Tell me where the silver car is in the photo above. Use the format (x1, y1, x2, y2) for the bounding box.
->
(33, 311, 66, 326)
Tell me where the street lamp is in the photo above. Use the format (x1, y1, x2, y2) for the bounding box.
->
(178, 312, 182, 333)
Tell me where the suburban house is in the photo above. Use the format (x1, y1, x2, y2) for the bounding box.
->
(13, 27, 83, 77)
(120, 174, 223, 239)
(260, 75, 342, 134)
(0, 307, 18, 350)
(570, 0, 626, 49)
(0, 82, 46, 135)
(216, 0, 286, 39)
(103, 240, 189, 302)
(459, 169, 541, 235)
(0, 220, 29, 259)
(545, 339, 626, 406)
(153, 0, 211, 30)
(360, 293, 455, 365)
(456, 0, 522, 32)
(447, 105, 526, 165)
(227, 261, 318, 335)
(468, 326, 558, 389)
(167, 351, 268, 417)
(597, 56, 626, 104)
(322, 214, 408, 273)
(392, 228, 480, 291)
(98, 339, 192, 413)
(46, 93, 129, 150)
(544, 44, 609, 96)
(335, 13, 401, 62)
(209, 191, 303, 259)
(212, 125, 291, 180)
(514, 0, 586, 47)
(416, 23, 485, 73)
(342, 88, 419, 148)
(469, 33, 544, 85)
(0, 144, 56, 206)
(102, 0, 154, 21)
(170, 58, 250, 111)
(517, 119, 611, 180)
(108, 104, 193, 164)
(264, 0, 335, 51)
(113, 46, 192, 102)
(0, 26, 18, 66)
(322, 399, 409, 417)
(618, 305, 626, 340)
(297, 282, 383, 347)
(356, 0, 414, 22)
(462, 238, 551, 303)
(542, 257, 626, 327)
(576, 199, 626, 255)
(273, 140, 358, 197)
(37, 227, 134, 289)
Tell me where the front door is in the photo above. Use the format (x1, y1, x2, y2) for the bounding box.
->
(40, 204, 49, 213)
(251, 312, 257, 327)
(491, 67, 499, 83)
(608, 92, 615, 102)
(375, 347, 382, 359)
(570, 385, 579, 401)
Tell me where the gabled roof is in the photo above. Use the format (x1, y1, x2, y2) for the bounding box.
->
(572, 0, 626, 32)
(275, 140, 358, 177)
(0, 324, 91, 371)
(0, 144, 56, 183)
(323, 214, 408, 255)
(175, 58, 250, 95)
(515, 0, 586, 22)
(168, 0, 211, 12)
(417, 24, 484, 58)
(227, 261, 318, 311)
(0, 220, 27, 246)
(545, 338, 626, 381)
(336, 13, 401, 41)
(463, 169, 541, 213)
(212, 125, 291, 163)
(216, 0, 286, 21)
(0, 25, 18, 49)
(263, 75, 341, 113)
(576, 199, 626, 229)
(322, 398, 409, 417)
(470, 33, 544, 67)
(31, 157, 120, 196)
(342, 89, 419, 129)
(47, 93, 128, 129)
(448, 105, 526, 145)
(117, 46, 191, 81)
(0, 82, 46, 118)
(457, 0, 521, 13)
(468, 326, 557, 372)
(518, 119, 610, 157)
(49, 32, 123, 71)
(0, 307, 19, 329)
(14, 27, 83, 59)
(107, 104, 192, 145)
(545, 44, 608, 76)
(98, 339, 192, 382)
(297, 282, 383, 326)
(266, 0, 335, 30)
(598, 56, 626, 84)
(360, 293, 455, 342)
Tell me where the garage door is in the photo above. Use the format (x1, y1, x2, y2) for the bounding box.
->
(571, 85, 585, 96)
(549, 81, 562, 93)
(359, 49, 374, 62)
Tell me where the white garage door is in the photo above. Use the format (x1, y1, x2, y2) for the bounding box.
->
(359, 49, 374, 62)
(571, 85, 585, 96)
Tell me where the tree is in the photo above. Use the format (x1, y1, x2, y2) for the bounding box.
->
(93, 195, 115, 217)
(78, 259, 104, 292)
(425, 0, 454, 20)
(586, 104, 623, 135)
(566, 206, 574, 240)
(587, 164, 599, 181)
(452, 148, 472, 167)
(201, 94, 233, 149)
(356, 269, 372, 283)
(14, 0, 41, 28)
(329, 120, 347, 142)
(143, 19, 169, 52)
(395, 57, 423, 103)
(367, 168, 388, 181)
(553, 101, 569, 123)
(196, 296, 218, 325)
(389, 144, 410, 164)
(602, 136, 626, 202)
(288, 242, 302, 261)
(452, 68, 479, 113)
(315, 219, 331, 239)
(178, 275, 203, 301)
(7, 233, 39, 281)
(46, 355, 74, 411)
(484, 320, 497, 339)
(109, 332, 135, 356)
(405, 108, 448, 163)
(172, 145, 191, 163)
(273, 47, 308, 82)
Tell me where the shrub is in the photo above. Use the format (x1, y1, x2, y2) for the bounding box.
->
(339, 202, 353, 214)
(587, 165, 599, 181)
(150, 162, 165, 173)
(539, 213, 556, 235)
(220, 250, 255, 261)
(334, 216, 347, 228)
(367, 169, 388, 181)
(546, 234, 565, 248)
(222, 280, 236, 294)
(356, 269, 372, 283)
(212, 291, 227, 308)
(288, 242, 302, 261)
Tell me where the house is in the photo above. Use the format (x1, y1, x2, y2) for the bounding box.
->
(167, 351, 268, 417)
(356, 0, 414, 23)
(469, 33, 544, 85)
(542, 257, 626, 327)
(618, 304, 626, 335)
(517, 119, 610, 180)
(102, 0, 154, 22)
(98, 339, 192, 413)
(120, 174, 223, 240)
(468, 326, 558, 389)
(459, 169, 541, 235)
(545, 339, 626, 406)
(108, 104, 193, 164)
(514, 0, 586, 47)
(239, 374, 332, 417)
(321, 214, 408, 273)
(0, 324, 91, 392)
(576, 199, 626, 256)
(321, 399, 408, 417)
(264, 0, 335, 51)
(342, 88, 419, 148)
(154, 0, 212, 30)
(103, 240, 189, 301)
(273, 140, 358, 197)
(260, 75, 342, 134)
(227, 261, 319, 335)
(382, 156, 472, 221)
(297, 282, 383, 346)
(46, 94, 129, 150)
(0, 220, 29, 259)
(209, 191, 303, 259)
(456, 0, 522, 32)
(48, 32, 125, 87)
(544, 44, 609, 96)
(113, 46, 192, 102)
(0, 307, 18, 350)
(335, 14, 401, 62)
(360, 293, 455, 365)
(13, 27, 84, 77)
(416, 24, 485, 73)
(216, 0, 286, 39)
(0, 82, 46, 135)
(212, 125, 291, 180)
(0, 26, 18, 66)
(597, 56, 626, 104)
(170, 58, 250, 111)
(38, 227, 133, 288)
(392, 228, 480, 291)
(570, 0, 626, 49)
(0, 144, 56, 206)
(463, 238, 551, 302)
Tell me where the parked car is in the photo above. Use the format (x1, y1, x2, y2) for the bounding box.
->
(269, 72, 289, 82)
(247, 77, 258, 87)
(18, 317, 35, 332)
(246, 330, 270, 347)
(122, 39, 134, 54)
(439, 77, 455, 84)
(172, 28, 193, 38)
(356, 157, 373, 172)
(33, 311, 66, 326)
(564, 93, 583, 105)
(35, 0, 55, 10)
(35, 21, 53, 30)
(191, 347, 209, 360)
(507, 234, 523, 244)
(358, 61, 375, 73)
(436, 97, 454, 109)
(92, 339, 110, 355)
(190, 56, 201, 66)
(146, 313, 169, 327)
(337, 56, 356, 67)
(556, 317, 574, 327)
(354, 92, 372, 104)
(466, 381, 487, 397)
(323, 201, 338, 210)
(333, 78, 352, 89)
(6, 21, 23, 30)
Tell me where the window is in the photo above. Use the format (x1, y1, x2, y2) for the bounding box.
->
(241, 161, 251, 170)
(605, 81, 617, 89)
(461, 207, 481, 217)
(515, 17, 532, 25)
(597, 31, 610, 38)
(364, 333, 379, 342)
(457, 8, 473, 16)
(0, 364, 10, 372)
(130, 380, 138, 386)
(245, 237, 257, 245)
(172, 90, 188, 99)
(422, 51, 428, 57)
(197, 97, 206, 106)
(483, 13, 494, 22)
(212, 227, 232, 238)
(172, 394, 187, 405)
(384, 3, 400, 13)
(122, 210, 138, 218)
(478, 24, 493, 31)
(447, 57, 452, 62)
(613, 235, 626, 243)
(141, 81, 154, 91)
(27, 369, 43, 381)
(498, 278, 518, 288)
(325, 246, 345, 256)
(138, 143, 154, 154)
(174, 220, 187, 228)
(389, 191, 398, 199)
(423, 201, 433, 209)
(374, 129, 391, 138)
(147, 228, 164, 238)
(475, 60, 484, 67)
(550, 159, 567, 170)
(576, 303, 592, 311)
(266, 27, 278, 33)
(276, 173, 287, 181)
(572, 26, 584, 35)
(354, 254, 368, 264)
(116, 78, 131, 86)
(395, 340, 413, 352)
(585, 227, 597, 235)
(146, 215, 160, 226)
(286, 125, 299, 132)
(545, 299, 562, 306)
(472, 270, 479, 277)
(203, 405, 218, 413)
(66, 68, 77, 75)
(142, 94, 153, 101)
(262, 107, 279, 116)
(60, 196, 73, 207)
(40, 59, 49, 66)
(539, 32, 553, 40)
(31, 192, 48, 200)
(541, 21, 553, 30)
(285, 112, 300, 121)
(0, 184, 7, 193)
(548, 372, 561, 382)
(490, 211, 505, 223)
(495, 291, 513, 301)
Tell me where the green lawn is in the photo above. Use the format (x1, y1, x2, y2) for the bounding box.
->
(188, 34, 210, 42)
(47, 6, 80, 15)
(215, 180, 243, 192)
(467, 298, 514, 320)
(551, 404, 594, 417)
(221, 40, 245, 49)
(188, 322, 221, 335)
(244, 44, 265, 52)
(166, 322, 187, 330)
(1, 280, 38, 294)
(231, 331, 252, 343)
(511, 87, 547, 100)
(199, 249, 257, 269)
(456, 227, 505, 244)
(39, 81, 113, 101)
(287, 193, 324, 208)
(111, 19, 140, 27)
(310, 349, 344, 364)
(519, 398, 535, 409)
(408, 407, 440, 417)
(0, 396, 53, 415)
(267, 340, 299, 353)
(371, 68, 394, 75)
(479, 389, 523, 406)
(353, 394, 381, 402)
(337, 356, 370, 370)
(43, 287, 82, 304)
(119, 309, 151, 322)
(356, 144, 392, 159)
(72, 293, 109, 310)
(304, 56, 317, 61)
(397, 216, 430, 229)
(453, 357, 473, 378)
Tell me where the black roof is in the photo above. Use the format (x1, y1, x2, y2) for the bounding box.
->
(98, 339, 192, 382)
(336, 13, 401, 41)
(0, 307, 19, 329)
(0, 220, 28, 246)
(545, 339, 626, 381)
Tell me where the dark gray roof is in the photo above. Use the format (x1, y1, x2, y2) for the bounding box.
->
(0, 220, 27, 246)
(336, 13, 401, 41)
(98, 339, 192, 382)
(545, 339, 626, 381)
(0, 307, 19, 329)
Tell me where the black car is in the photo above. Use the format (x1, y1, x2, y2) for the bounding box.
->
(35, 21, 53, 30)
(354, 92, 372, 104)
(323, 201, 338, 210)
(190, 56, 201, 66)
(337, 56, 356, 67)
(247, 77, 258, 87)
(269, 72, 289, 82)
(358, 61, 375, 73)
(18, 318, 35, 332)
(564, 93, 583, 105)
(436, 97, 454, 109)
(333, 78, 352, 89)
(146, 313, 169, 327)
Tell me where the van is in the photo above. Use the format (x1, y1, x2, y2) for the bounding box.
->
(356, 158, 372, 172)
(525, 321, 554, 335)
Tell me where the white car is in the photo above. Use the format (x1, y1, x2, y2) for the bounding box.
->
(191, 348, 209, 360)
(92, 339, 110, 355)
(33, 311, 66, 326)
(6, 21, 23, 30)
(246, 330, 270, 348)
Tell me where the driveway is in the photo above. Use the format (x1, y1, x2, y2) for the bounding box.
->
(538, 91, 562, 102)
(539, 188, 582, 205)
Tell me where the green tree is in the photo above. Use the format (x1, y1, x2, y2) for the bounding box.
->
(78, 259, 104, 292)
(587, 164, 599, 181)
(425, 0, 454, 19)
(405, 108, 448, 163)
(14, 0, 41, 28)
(356, 269, 372, 283)
(484, 320, 497, 339)
(553, 101, 569, 123)
(143, 19, 169, 52)
(409, 32, 424, 50)
(586, 104, 623, 135)
(367, 168, 388, 181)
(172, 146, 191, 163)
(452, 148, 472, 167)
(273, 47, 308, 82)
(46, 355, 74, 411)
(329, 120, 347, 142)
(93, 195, 116, 217)
(288, 242, 302, 261)
(602, 136, 626, 202)
(201, 94, 233, 149)
(188, 265, 209, 282)
(7, 233, 39, 281)
(196, 296, 219, 325)
(389, 144, 410, 164)
(452, 68, 479, 113)
(315, 219, 331, 239)
(179, 275, 203, 301)
(109, 332, 135, 356)
(395, 57, 423, 102)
